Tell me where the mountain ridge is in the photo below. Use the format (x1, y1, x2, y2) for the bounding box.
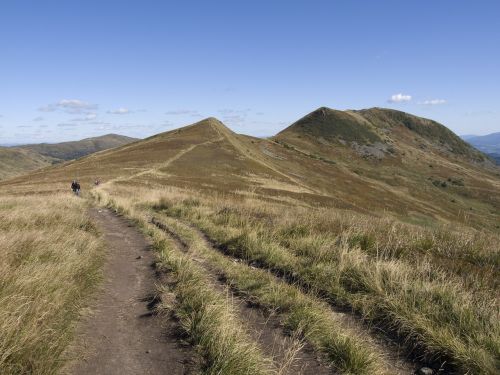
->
(17, 133, 138, 160)
(0, 133, 138, 180)
(3, 109, 499, 233)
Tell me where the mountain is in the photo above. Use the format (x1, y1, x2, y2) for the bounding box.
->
(0, 134, 138, 180)
(277, 107, 488, 163)
(460, 134, 478, 141)
(462, 132, 500, 164)
(17, 134, 138, 160)
(3, 112, 499, 232)
(488, 153, 500, 164)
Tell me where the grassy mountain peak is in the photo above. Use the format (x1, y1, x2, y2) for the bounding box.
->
(278, 106, 382, 144)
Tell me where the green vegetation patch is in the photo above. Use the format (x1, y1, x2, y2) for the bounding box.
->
(285, 107, 382, 145)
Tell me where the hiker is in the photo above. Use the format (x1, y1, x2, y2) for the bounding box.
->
(71, 180, 81, 196)
(94, 178, 101, 186)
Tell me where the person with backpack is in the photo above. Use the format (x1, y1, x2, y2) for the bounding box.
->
(71, 180, 81, 196)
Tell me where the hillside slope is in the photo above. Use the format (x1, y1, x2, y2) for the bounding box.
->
(272, 107, 499, 230)
(18, 134, 138, 160)
(277, 107, 489, 163)
(0, 134, 138, 180)
(0, 147, 57, 180)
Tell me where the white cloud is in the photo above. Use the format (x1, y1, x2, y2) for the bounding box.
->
(38, 99, 97, 114)
(108, 107, 131, 115)
(421, 99, 446, 105)
(58, 99, 89, 108)
(33, 116, 44, 122)
(388, 93, 412, 103)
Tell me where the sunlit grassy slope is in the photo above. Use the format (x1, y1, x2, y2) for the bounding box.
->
(0, 147, 58, 180)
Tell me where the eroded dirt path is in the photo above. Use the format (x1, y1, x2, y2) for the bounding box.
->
(65, 208, 197, 375)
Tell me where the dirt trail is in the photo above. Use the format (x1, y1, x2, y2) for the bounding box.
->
(64, 208, 197, 375)
(108, 137, 224, 185)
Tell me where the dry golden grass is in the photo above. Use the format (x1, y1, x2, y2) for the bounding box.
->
(0, 194, 103, 375)
(157, 193, 498, 374)
(91, 188, 283, 375)
(92, 182, 499, 374)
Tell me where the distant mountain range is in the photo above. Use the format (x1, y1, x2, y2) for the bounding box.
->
(0, 134, 138, 180)
(461, 132, 500, 164)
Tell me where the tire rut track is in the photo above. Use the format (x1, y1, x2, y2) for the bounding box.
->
(151, 216, 334, 375)
(152, 213, 419, 375)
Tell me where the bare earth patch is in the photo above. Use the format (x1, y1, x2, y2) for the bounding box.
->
(64, 208, 198, 375)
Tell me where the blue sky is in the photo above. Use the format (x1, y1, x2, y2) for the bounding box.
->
(0, 0, 498, 143)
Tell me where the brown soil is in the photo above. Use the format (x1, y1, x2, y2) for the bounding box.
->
(64, 208, 198, 375)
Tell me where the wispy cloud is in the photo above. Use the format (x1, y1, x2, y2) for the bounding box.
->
(71, 113, 97, 122)
(58, 99, 96, 111)
(108, 107, 131, 115)
(217, 108, 251, 126)
(464, 110, 495, 117)
(420, 99, 446, 105)
(165, 109, 200, 116)
(221, 114, 246, 125)
(33, 116, 45, 122)
(388, 93, 412, 103)
(88, 120, 111, 126)
(57, 122, 78, 127)
(38, 105, 56, 112)
(39, 99, 97, 114)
